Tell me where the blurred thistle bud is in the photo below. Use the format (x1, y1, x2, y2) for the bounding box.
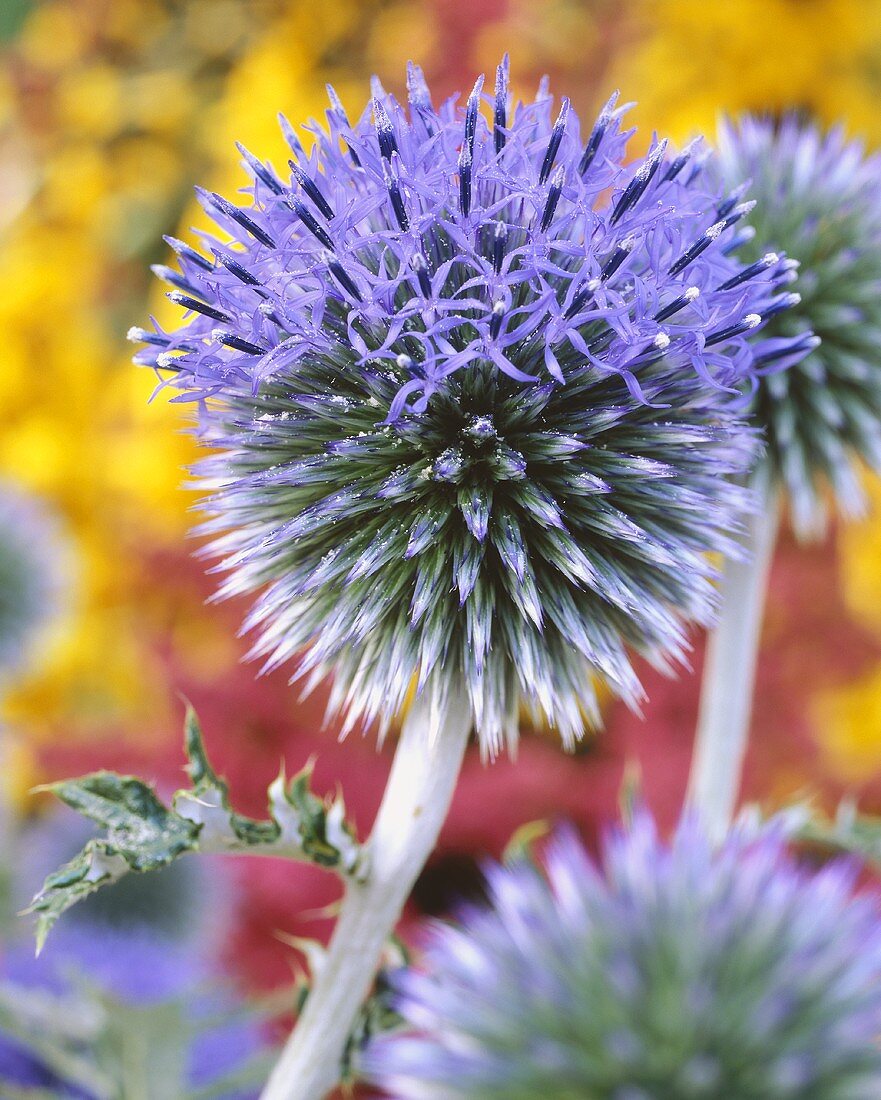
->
(133, 61, 804, 754)
(0, 484, 69, 678)
(716, 116, 881, 537)
(362, 814, 881, 1099)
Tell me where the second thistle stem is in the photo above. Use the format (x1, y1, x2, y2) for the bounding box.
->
(687, 485, 780, 842)
(260, 685, 473, 1100)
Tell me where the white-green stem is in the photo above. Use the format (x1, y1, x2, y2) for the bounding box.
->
(260, 685, 473, 1100)
(687, 486, 780, 842)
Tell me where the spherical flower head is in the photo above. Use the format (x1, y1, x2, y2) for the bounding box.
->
(361, 813, 881, 1099)
(133, 61, 802, 753)
(0, 483, 68, 677)
(715, 116, 881, 537)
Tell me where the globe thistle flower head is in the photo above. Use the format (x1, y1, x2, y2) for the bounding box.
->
(715, 116, 881, 537)
(361, 813, 881, 1099)
(133, 62, 804, 753)
(0, 484, 68, 677)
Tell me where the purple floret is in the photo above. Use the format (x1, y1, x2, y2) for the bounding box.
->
(135, 63, 795, 412)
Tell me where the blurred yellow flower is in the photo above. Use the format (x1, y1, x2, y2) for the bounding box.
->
(473, 0, 624, 92)
(815, 667, 881, 785)
(57, 62, 125, 140)
(366, 2, 438, 79)
(838, 478, 881, 636)
(611, 0, 881, 143)
(17, 2, 88, 72)
(2, 734, 40, 815)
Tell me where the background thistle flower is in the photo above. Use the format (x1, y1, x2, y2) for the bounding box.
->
(715, 116, 881, 537)
(362, 814, 881, 1099)
(0, 484, 67, 678)
(132, 62, 802, 753)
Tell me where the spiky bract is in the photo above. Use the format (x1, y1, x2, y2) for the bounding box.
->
(716, 116, 881, 536)
(362, 814, 881, 1099)
(133, 62, 803, 752)
(0, 485, 67, 676)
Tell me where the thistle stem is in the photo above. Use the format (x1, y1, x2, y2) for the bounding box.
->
(260, 686, 473, 1100)
(686, 486, 780, 842)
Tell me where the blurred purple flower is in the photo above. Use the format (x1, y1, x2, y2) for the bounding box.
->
(0, 923, 265, 1098)
(132, 60, 806, 753)
(362, 813, 881, 1098)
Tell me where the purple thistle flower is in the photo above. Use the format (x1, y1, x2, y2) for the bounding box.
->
(361, 814, 881, 1098)
(715, 116, 881, 537)
(132, 61, 804, 753)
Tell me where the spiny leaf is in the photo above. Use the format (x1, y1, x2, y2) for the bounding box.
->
(283, 766, 352, 868)
(343, 973, 404, 1084)
(184, 703, 225, 791)
(343, 941, 411, 1083)
(29, 841, 149, 953)
(28, 708, 364, 949)
(289, 936, 409, 1084)
(46, 773, 200, 872)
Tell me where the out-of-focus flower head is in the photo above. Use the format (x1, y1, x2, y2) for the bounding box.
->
(362, 813, 881, 1099)
(132, 59, 804, 754)
(0, 483, 68, 679)
(715, 117, 881, 537)
(0, 922, 266, 1098)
